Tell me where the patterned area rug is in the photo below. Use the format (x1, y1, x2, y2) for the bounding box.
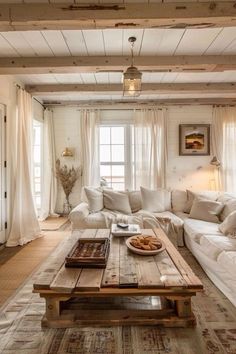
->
(0, 248, 236, 354)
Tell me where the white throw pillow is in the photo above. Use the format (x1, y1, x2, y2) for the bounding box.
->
(217, 194, 236, 221)
(84, 187, 103, 212)
(184, 190, 220, 214)
(140, 186, 171, 213)
(171, 189, 187, 212)
(128, 190, 142, 213)
(189, 198, 224, 223)
(103, 190, 132, 215)
(219, 211, 236, 238)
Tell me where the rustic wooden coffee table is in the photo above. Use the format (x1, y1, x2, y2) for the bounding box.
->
(33, 228, 203, 328)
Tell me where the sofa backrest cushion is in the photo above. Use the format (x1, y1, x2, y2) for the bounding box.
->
(140, 186, 171, 212)
(184, 190, 220, 214)
(171, 190, 187, 212)
(189, 198, 224, 223)
(103, 189, 132, 214)
(219, 210, 236, 238)
(217, 193, 236, 221)
(128, 190, 142, 213)
(84, 187, 104, 212)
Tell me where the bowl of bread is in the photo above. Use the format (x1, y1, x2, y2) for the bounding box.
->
(126, 234, 165, 255)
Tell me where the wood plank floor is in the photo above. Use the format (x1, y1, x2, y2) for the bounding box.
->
(0, 223, 70, 307)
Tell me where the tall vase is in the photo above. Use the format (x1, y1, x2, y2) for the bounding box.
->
(63, 195, 72, 216)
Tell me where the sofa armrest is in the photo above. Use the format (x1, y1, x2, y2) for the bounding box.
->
(69, 202, 90, 227)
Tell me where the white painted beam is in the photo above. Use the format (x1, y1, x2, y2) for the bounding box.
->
(26, 83, 236, 95)
(0, 55, 236, 74)
(1, 2, 236, 31)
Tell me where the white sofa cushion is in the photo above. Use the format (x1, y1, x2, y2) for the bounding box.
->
(217, 194, 236, 221)
(184, 218, 222, 243)
(84, 187, 103, 212)
(140, 186, 171, 212)
(103, 190, 132, 214)
(128, 190, 142, 213)
(199, 235, 236, 261)
(189, 199, 224, 223)
(219, 210, 236, 238)
(217, 251, 236, 277)
(184, 190, 220, 213)
(171, 189, 187, 212)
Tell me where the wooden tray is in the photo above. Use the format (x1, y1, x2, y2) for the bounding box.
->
(65, 238, 110, 268)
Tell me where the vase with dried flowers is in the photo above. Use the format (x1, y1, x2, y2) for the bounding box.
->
(56, 159, 81, 215)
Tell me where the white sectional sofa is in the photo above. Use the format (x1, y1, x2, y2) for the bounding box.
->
(174, 190, 236, 307)
(69, 187, 236, 307)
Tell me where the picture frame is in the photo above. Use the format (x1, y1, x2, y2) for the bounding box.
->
(179, 124, 210, 156)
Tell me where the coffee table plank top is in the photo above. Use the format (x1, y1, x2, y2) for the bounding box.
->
(101, 234, 120, 288)
(33, 228, 203, 294)
(154, 228, 203, 289)
(75, 268, 104, 291)
(50, 264, 82, 293)
(33, 232, 81, 291)
(119, 238, 138, 287)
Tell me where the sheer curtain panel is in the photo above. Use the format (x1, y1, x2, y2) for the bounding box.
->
(39, 108, 58, 220)
(212, 106, 236, 194)
(80, 109, 100, 186)
(132, 108, 168, 189)
(6, 88, 41, 246)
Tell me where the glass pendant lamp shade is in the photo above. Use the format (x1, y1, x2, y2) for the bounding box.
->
(123, 37, 142, 97)
(123, 66, 142, 97)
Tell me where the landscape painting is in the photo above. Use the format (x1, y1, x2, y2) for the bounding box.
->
(179, 124, 210, 156)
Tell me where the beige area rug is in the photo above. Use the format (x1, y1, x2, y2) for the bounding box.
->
(0, 247, 236, 354)
(39, 217, 69, 231)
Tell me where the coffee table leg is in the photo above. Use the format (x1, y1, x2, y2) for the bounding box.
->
(41, 296, 71, 324)
(175, 298, 192, 318)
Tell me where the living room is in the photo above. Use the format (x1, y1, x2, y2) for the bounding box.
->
(0, 1, 236, 353)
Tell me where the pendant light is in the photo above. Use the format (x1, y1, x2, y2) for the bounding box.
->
(123, 37, 142, 97)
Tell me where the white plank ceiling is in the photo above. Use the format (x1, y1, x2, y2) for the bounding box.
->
(1, 27, 236, 102)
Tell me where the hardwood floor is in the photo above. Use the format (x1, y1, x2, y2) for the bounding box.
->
(0, 227, 70, 307)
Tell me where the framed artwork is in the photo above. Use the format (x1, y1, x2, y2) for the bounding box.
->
(179, 124, 210, 156)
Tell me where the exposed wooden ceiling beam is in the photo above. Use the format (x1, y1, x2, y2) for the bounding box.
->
(1, 55, 236, 74)
(1, 2, 236, 31)
(43, 98, 236, 107)
(26, 83, 236, 95)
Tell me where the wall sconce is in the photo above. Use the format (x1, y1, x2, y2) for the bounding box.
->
(210, 156, 221, 168)
(61, 147, 73, 157)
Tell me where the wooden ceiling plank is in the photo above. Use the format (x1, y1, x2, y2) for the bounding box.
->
(1, 32, 37, 56)
(62, 30, 88, 56)
(1, 54, 236, 74)
(1, 2, 236, 31)
(175, 28, 222, 55)
(26, 82, 236, 95)
(41, 30, 71, 56)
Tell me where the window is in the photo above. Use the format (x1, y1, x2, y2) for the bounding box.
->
(32, 120, 43, 214)
(100, 125, 132, 190)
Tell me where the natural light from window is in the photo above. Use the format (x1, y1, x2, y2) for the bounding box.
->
(100, 126, 125, 190)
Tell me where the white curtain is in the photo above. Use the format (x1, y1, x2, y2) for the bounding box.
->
(212, 106, 236, 193)
(39, 108, 58, 220)
(132, 108, 168, 189)
(6, 88, 41, 247)
(80, 109, 100, 186)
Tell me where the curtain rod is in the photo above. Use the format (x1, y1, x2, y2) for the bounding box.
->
(33, 97, 45, 109)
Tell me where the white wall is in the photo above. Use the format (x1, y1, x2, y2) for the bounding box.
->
(167, 105, 214, 191)
(52, 107, 81, 213)
(51, 105, 214, 211)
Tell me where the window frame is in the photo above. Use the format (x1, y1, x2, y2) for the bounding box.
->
(99, 123, 133, 190)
